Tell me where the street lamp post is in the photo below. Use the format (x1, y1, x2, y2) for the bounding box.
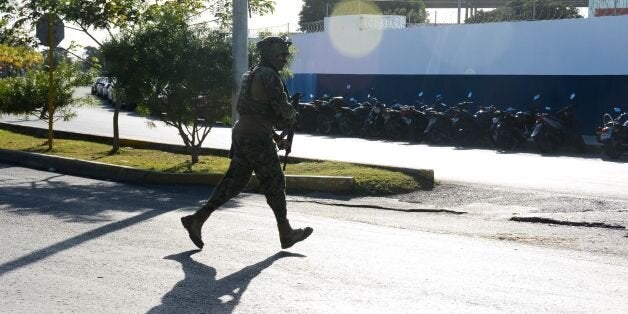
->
(232, 0, 248, 124)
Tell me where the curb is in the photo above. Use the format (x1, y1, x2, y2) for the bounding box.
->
(0, 123, 434, 193)
(0, 148, 355, 193)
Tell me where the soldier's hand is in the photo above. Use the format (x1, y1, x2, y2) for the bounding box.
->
(277, 139, 291, 151)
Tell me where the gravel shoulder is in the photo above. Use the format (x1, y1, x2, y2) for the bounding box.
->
(283, 182, 628, 257)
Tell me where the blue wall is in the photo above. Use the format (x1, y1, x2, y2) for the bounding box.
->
(287, 73, 628, 134)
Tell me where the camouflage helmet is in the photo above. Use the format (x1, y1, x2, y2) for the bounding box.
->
(256, 35, 292, 62)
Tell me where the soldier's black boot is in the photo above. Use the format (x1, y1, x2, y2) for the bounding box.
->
(278, 221, 313, 249)
(181, 208, 211, 249)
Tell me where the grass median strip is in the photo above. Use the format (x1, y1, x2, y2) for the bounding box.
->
(0, 129, 423, 195)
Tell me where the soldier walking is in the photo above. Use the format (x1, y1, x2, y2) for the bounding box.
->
(181, 36, 313, 250)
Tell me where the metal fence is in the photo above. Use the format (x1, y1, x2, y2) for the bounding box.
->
(270, 2, 628, 35)
(248, 23, 294, 38)
(589, 0, 628, 16)
(299, 20, 325, 33)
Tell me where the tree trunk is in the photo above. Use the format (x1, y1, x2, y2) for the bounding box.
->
(190, 145, 199, 165)
(111, 102, 120, 154)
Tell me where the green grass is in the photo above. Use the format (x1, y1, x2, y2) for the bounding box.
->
(0, 129, 422, 195)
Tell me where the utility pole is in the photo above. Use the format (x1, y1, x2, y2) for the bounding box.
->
(47, 17, 55, 150)
(457, 0, 462, 24)
(232, 0, 248, 124)
(36, 13, 64, 150)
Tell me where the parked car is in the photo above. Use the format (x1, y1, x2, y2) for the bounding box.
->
(107, 81, 137, 110)
(94, 77, 112, 98)
(110, 86, 131, 110)
(105, 79, 116, 103)
(91, 77, 105, 95)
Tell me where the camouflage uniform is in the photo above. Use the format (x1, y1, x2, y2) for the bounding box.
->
(181, 36, 312, 250)
(201, 63, 296, 224)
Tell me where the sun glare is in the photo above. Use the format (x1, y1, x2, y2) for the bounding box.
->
(327, 0, 384, 58)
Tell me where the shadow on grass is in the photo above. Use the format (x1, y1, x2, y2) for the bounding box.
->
(163, 161, 194, 173)
(21, 141, 51, 153)
(148, 250, 305, 313)
(19, 141, 113, 161)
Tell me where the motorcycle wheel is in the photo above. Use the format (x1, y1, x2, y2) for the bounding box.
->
(453, 129, 474, 147)
(425, 129, 447, 145)
(603, 139, 624, 159)
(493, 129, 518, 151)
(533, 129, 558, 153)
(573, 134, 587, 153)
(338, 120, 355, 137)
(385, 122, 403, 140)
(409, 128, 425, 143)
(316, 115, 334, 134)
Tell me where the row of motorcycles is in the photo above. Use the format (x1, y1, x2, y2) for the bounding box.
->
(290, 91, 625, 158)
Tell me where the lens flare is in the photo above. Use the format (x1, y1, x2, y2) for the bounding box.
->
(327, 0, 383, 58)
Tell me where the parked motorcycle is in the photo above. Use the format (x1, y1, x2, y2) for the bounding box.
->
(295, 96, 320, 133)
(315, 96, 344, 134)
(399, 105, 429, 142)
(423, 95, 454, 144)
(337, 99, 371, 136)
(530, 93, 586, 153)
(382, 102, 404, 140)
(597, 107, 628, 159)
(490, 100, 539, 151)
(450, 94, 495, 146)
(362, 95, 387, 138)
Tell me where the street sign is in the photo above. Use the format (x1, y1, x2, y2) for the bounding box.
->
(36, 13, 64, 47)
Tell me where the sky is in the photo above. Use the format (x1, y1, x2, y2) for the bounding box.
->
(60, 0, 588, 53)
(61, 0, 305, 51)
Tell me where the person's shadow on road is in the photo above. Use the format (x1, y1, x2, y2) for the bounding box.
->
(148, 250, 305, 314)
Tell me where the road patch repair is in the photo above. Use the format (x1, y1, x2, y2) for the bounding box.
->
(394, 183, 628, 232)
(0, 122, 434, 194)
(289, 196, 465, 214)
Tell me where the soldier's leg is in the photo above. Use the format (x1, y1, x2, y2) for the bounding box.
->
(198, 158, 253, 218)
(248, 145, 313, 249)
(181, 158, 253, 249)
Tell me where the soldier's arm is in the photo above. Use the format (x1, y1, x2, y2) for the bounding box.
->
(258, 67, 296, 124)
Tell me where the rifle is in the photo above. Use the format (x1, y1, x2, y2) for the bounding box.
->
(281, 93, 301, 170)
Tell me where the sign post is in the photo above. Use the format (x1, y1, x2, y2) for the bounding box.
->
(36, 13, 64, 150)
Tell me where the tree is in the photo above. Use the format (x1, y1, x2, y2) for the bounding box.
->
(299, 0, 428, 30)
(0, 0, 38, 47)
(0, 44, 43, 77)
(81, 46, 102, 72)
(466, 0, 582, 23)
(36, 0, 274, 154)
(102, 4, 233, 165)
(2, 0, 277, 153)
(0, 59, 93, 129)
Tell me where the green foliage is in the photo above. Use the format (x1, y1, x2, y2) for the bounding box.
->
(0, 69, 47, 115)
(104, 10, 233, 122)
(0, 1, 38, 47)
(0, 60, 93, 120)
(286, 161, 422, 194)
(81, 46, 102, 72)
(466, 0, 582, 23)
(299, 0, 428, 29)
(102, 3, 233, 163)
(0, 44, 43, 77)
(200, 0, 276, 29)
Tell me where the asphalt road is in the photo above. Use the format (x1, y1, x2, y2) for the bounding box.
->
(1, 164, 628, 312)
(2, 87, 627, 199)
